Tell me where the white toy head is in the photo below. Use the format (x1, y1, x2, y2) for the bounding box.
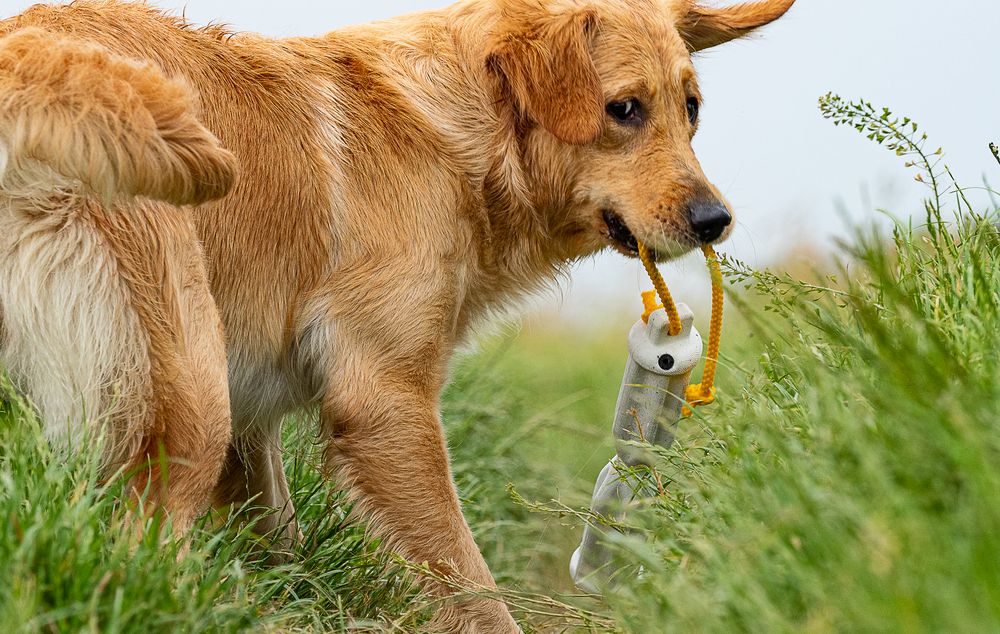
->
(629, 303, 702, 377)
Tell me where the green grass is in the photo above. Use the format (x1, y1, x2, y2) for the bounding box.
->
(0, 386, 427, 633)
(585, 98, 1000, 633)
(2, 97, 999, 632)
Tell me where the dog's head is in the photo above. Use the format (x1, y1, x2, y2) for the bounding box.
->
(488, 0, 795, 260)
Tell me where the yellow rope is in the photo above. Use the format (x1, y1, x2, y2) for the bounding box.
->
(637, 242, 683, 336)
(637, 242, 725, 415)
(685, 245, 723, 411)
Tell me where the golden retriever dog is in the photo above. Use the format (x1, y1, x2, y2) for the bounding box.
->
(0, 0, 794, 630)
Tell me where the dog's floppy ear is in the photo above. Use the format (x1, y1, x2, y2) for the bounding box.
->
(680, 0, 795, 52)
(487, 8, 603, 145)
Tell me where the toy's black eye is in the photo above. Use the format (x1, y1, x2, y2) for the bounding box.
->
(607, 99, 642, 125)
(658, 354, 675, 371)
(686, 97, 700, 126)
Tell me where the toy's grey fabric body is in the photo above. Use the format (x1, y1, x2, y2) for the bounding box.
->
(570, 304, 702, 592)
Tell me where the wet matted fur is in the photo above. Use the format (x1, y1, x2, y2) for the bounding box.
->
(0, 1, 795, 630)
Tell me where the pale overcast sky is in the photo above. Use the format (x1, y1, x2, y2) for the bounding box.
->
(4, 1, 998, 322)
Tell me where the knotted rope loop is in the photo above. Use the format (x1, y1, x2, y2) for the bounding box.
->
(637, 242, 725, 415)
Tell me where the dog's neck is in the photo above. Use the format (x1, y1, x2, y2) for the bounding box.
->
(323, 6, 595, 319)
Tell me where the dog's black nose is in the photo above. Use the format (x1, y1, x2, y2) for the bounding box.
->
(688, 198, 732, 243)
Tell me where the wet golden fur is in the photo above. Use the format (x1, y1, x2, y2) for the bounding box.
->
(0, 0, 794, 630)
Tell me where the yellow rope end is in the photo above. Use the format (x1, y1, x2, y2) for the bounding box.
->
(641, 290, 661, 324)
(682, 384, 717, 418)
(685, 384, 717, 406)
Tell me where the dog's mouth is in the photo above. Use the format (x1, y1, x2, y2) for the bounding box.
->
(602, 210, 642, 256)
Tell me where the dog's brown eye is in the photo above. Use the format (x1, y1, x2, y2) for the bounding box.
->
(687, 97, 700, 125)
(607, 99, 642, 125)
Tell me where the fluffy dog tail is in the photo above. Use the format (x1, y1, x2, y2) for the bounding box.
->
(0, 28, 236, 206)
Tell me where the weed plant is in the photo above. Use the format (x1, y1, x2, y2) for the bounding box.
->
(582, 96, 1000, 633)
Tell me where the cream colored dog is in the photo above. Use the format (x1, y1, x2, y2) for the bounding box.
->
(0, 0, 794, 630)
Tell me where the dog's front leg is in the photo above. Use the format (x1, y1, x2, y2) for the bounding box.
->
(321, 351, 519, 633)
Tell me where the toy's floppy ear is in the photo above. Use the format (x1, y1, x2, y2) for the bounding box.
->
(680, 0, 795, 52)
(487, 9, 603, 145)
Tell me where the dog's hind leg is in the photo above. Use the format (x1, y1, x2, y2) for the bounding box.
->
(211, 418, 299, 560)
(88, 200, 233, 535)
(0, 192, 231, 536)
